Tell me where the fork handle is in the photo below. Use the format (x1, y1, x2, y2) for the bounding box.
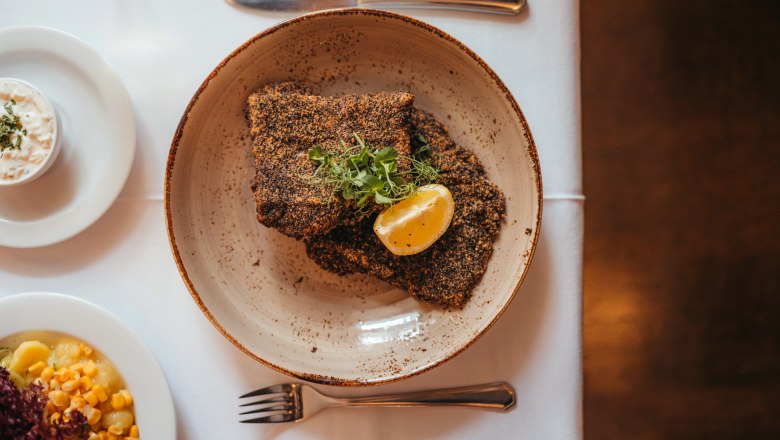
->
(339, 382, 515, 410)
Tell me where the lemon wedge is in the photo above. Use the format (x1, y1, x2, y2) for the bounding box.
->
(373, 184, 455, 256)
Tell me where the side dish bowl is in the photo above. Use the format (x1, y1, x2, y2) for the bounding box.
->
(0, 292, 176, 437)
(166, 9, 542, 385)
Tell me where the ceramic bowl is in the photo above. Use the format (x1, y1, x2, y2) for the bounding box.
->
(166, 9, 542, 385)
(0, 292, 176, 437)
(0, 78, 62, 186)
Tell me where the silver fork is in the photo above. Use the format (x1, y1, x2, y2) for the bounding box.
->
(239, 382, 516, 423)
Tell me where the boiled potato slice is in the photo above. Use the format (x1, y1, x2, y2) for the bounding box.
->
(102, 409, 133, 430)
(9, 341, 51, 375)
(92, 360, 121, 392)
(52, 342, 81, 368)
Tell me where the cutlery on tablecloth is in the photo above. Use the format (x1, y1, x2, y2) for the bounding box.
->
(239, 382, 516, 423)
(227, 0, 526, 15)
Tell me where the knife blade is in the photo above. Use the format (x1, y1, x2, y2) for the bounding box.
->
(227, 0, 526, 16)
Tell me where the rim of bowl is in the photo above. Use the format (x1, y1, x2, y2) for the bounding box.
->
(0, 77, 62, 186)
(164, 8, 543, 386)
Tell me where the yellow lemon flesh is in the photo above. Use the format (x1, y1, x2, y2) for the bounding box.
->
(373, 184, 455, 256)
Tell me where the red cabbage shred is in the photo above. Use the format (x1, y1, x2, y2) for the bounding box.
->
(0, 367, 89, 440)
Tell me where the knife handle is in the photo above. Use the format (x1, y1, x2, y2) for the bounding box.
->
(359, 0, 526, 15)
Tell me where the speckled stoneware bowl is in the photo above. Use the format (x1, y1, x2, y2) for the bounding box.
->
(166, 9, 542, 385)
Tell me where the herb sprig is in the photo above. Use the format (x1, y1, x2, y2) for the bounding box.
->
(308, 133, 440, 217)
(0, 100, 27, 156)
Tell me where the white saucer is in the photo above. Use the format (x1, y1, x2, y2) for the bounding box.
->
(0, 27, 135, 248)
(0, 292, 176, 438)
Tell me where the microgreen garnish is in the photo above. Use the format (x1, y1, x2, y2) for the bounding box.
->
(0, 100, 27, 156)
(308, 133, 440, 217)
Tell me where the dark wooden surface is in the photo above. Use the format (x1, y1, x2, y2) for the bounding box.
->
(582, 0, 780, 438)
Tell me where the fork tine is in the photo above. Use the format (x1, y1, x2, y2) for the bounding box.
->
(239, 383, 293, 399)
(240, 411, 297, 424)
(239, 401, 295, 416)
(239, 395, 289, 408)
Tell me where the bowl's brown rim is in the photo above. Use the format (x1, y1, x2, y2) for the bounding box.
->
(164, 8, 543, 387)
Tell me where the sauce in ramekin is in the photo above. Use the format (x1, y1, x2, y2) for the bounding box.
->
(0, 78, 60, 184)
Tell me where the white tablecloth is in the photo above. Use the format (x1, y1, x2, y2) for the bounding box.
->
(1, 1, 582, 439)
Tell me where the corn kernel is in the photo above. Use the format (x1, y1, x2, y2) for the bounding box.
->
(49, 390, 69, 408)
(62, 379, 79, 392)
(84, 406, 102, 425)
(49, 379, 61, 390)
(40, 366, 54, 382)
(27, 360, 46, 376)
(80, 343, 93, 355)
(107, 425, 123, 436)
(129, 425, 139, 437)
(70, 396, 87, 410)
(92, 384, 108, 402)
(111, 393, 126, 410)
(70, 362, 84, 374)
(83, 360, 97, 377)
(84, 390, 99, 407)
(80, 376, 94, 392)
(50, 412, 61, 424)
(119, 389, 133, 407)
(53, 367, 70, 381)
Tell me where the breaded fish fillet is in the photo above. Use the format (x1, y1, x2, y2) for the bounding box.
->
(245, 81, 414, 239)
(304, 110, 506, 307)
